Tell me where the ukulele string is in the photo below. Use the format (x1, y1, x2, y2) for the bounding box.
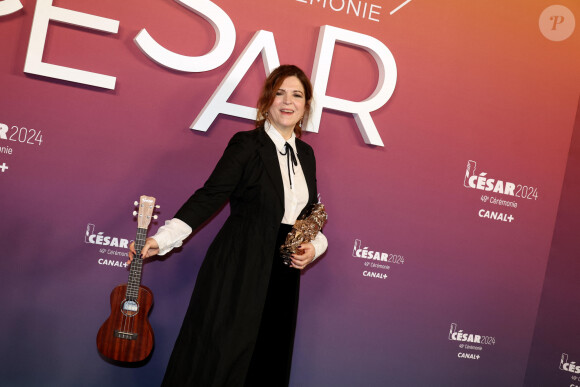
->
(124, 241, 143, 335)
(120, 216, 149, 338)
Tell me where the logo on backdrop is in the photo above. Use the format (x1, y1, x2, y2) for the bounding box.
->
(463, 160, 541, 224)
(85, 223, 130, 269)
(0, 121, 45, 175)
(351, 239, 406, 280)
(448, 323, 496, 361)
(560, 353, 580, 374)
(465, 160, 526, 198)
(0, 121, 43, 149)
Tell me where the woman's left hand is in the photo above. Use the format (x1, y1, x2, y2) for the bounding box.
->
(291, 242, 315, 270)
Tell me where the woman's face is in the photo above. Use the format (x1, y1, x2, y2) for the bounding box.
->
(267, 76, 306, 136)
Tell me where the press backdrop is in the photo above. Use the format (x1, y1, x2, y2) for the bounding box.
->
(1, 1, 579, 386)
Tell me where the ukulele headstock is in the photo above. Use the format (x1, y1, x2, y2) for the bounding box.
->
(133, 195, 159, 229)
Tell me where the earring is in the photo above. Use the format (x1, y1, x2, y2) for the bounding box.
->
(299, 117, 303, 128)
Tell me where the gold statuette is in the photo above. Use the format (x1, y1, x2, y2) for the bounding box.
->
(280, 203, 328, 265)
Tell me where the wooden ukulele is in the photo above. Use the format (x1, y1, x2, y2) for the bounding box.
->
(96, 195, 158, 363)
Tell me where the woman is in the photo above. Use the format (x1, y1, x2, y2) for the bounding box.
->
(129, 65, 328, 386)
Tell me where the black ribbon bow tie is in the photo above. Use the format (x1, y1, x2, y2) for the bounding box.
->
(279, 142, 298, 188)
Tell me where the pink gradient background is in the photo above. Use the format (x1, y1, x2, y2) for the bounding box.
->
(0, 0, 578, 385)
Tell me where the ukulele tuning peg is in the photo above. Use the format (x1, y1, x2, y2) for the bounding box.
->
(155, 205, 160, 209)
(134, 201, 139, 206)
(153, 215, 158, 220)
(133, 211, 138, 216)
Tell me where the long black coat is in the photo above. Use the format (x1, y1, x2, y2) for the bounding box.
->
(161, 127, 318, 386)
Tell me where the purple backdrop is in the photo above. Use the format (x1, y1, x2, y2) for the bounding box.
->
(1, 0, 579, 386)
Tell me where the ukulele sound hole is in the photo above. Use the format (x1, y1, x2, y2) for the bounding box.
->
(121, 300, 139, 316)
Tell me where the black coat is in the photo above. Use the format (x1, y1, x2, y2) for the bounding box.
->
(161, 127, 318, 386)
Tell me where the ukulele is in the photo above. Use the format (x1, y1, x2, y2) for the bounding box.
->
(96, 195, 158, 362)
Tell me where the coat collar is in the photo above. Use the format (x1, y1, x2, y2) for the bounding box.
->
(295, 139, 317, 205)
(255, 126, 317, 207)
(264, 121, 297, 154)
(256, 127, 285, 206)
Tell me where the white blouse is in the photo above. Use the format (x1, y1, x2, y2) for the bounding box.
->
(265, 121, 309, 225)
(151, 124, 328, 260)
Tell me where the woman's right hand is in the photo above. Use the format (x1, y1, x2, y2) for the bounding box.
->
(127, 237, 160, 265)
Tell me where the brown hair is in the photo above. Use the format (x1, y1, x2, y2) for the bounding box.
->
(256, 65, 313, 138)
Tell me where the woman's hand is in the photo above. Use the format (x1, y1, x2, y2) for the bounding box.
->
(126, 237, 160, 265)
(290, 242, 315, 270)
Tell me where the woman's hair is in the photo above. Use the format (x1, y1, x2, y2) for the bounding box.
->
(256, 65, 313, 138)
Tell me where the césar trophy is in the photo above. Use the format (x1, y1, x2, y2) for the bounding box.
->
(280, 202, 328, 265)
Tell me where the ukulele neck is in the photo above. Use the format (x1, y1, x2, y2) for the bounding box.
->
(126, 227, 147, 301)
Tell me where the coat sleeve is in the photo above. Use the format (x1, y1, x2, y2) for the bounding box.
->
(174, 131, 252, 230)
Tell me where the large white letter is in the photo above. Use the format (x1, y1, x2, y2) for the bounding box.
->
(191, 30, 280, 131)
(134, 0, 235, 72)
(310, 25, 397, 146)
(0, 0, 23, 16)
(24, 0, 119, 89)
